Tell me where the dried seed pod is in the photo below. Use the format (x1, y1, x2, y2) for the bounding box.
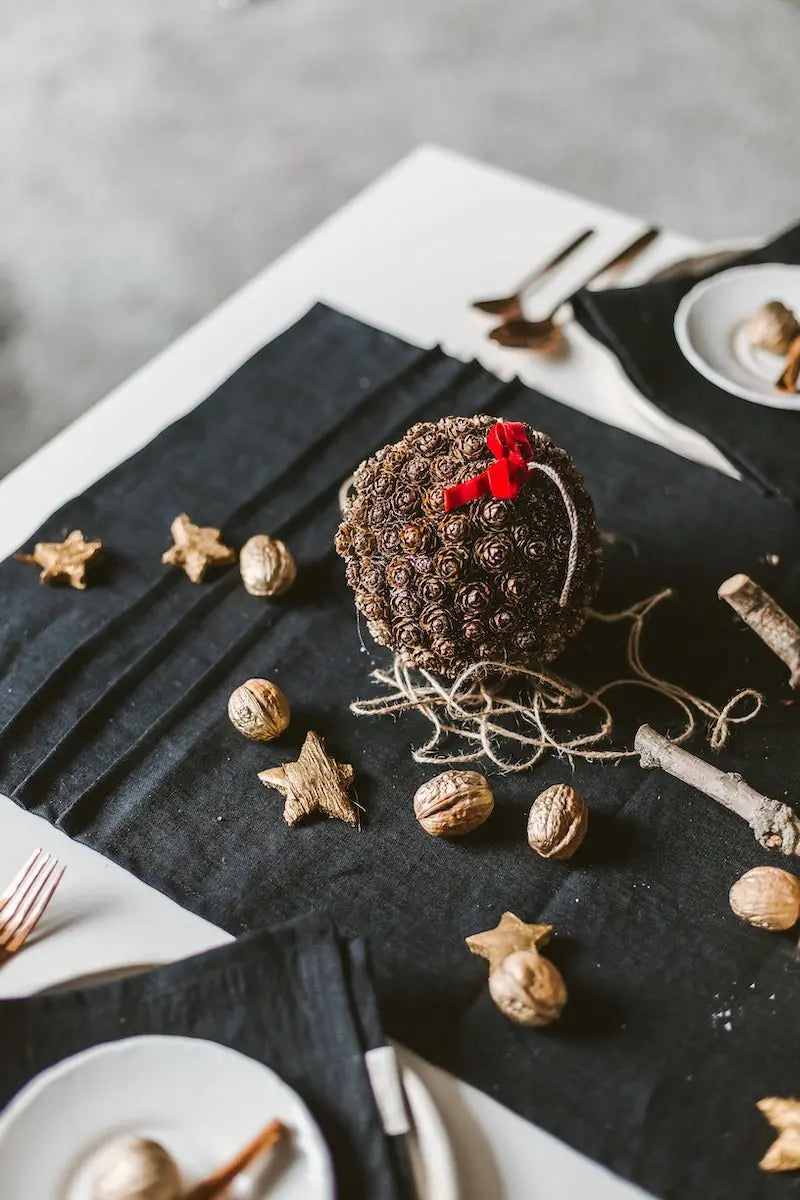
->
(228, 678, 290, 741)
(729, 865, 800, 931)
(747, 300, 800, 356)
(239, 535, 296, 597)
(527, 783, 588, 860)
(413, 769, 494, 837)
(488, 949, 567, 1027)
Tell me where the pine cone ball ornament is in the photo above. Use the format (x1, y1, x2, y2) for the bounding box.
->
(336, 415, 602, 679)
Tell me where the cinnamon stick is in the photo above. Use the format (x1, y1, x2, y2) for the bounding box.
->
(776, 335, 800, 394)
(718, 574, 800, 688)
(635, 724, 800, 856)
(183, 1119, 287, 1200)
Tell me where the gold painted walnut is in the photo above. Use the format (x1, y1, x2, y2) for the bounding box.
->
(239, 535, 296, 597)
(228, 679, 290, 741)
(413, 770, 494, 836)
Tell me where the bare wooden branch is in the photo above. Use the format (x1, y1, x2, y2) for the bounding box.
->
(718, 573, 800, 689)
(635, 724, 800, 856)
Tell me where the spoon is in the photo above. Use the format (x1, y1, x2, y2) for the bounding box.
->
(183, 1119, 288, 1200)
(471, 227, 595, 320)
(490, 226, 660, 351)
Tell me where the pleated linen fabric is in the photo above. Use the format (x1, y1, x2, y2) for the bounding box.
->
(0, 913, 412, 1200)
(572, 222, 800, 506)
(2, 304, 800, 1199)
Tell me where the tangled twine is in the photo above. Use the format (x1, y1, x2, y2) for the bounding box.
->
(350, 589, 763, 771)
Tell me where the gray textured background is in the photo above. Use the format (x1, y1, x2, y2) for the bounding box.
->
(2, 0, 798, 477)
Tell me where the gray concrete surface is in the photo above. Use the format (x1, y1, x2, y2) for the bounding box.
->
(1, 0, 798, 477)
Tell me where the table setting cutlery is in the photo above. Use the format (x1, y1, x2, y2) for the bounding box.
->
(646, 241, 756, 284)
(482, 226, 659, 352)
(0, 847, 65, 963)
(471, 226, 595, 320)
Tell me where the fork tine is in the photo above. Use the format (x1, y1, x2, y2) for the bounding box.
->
(4, 864, 65, 954)
(0, 848, 45, 912)
(0, 856, 57, 948)
(0, 852, 51, 928)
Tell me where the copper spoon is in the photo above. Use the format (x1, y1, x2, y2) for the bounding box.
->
(471, 227, 595, 320)
(183, 1119, 288, 1200)
(490, 226, 659, 351)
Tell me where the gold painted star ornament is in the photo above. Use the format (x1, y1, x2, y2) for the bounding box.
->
(466, 911, 553, 971)
(758, 1097, 800, 1171)
(14, 529, 103, 590)
(161, 513, 236, 583)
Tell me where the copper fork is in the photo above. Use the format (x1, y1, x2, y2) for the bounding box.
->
(0, 848, 65, 961)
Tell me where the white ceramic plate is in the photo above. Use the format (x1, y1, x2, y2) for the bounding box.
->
(0, 1035, 334, 1199)
(674, 263, 800, 409)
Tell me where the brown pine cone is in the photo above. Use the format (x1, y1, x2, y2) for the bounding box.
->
(335, 414, 602, 679)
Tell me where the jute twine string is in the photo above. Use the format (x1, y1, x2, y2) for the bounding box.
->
(526, 461, 580, 607)
(350, 589, 763, 771)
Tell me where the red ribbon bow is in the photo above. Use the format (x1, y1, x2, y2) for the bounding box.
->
(443, 421, 533, 512)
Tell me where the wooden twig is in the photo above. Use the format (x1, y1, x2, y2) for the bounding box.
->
(718, 574, 800, 689)
(635, 724, 800, 856)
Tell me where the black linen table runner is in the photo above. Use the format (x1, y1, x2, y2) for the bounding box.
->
(572, 222, 800, 505)
(2, 304, 800, 1199)
(0, 913, 411, 1199)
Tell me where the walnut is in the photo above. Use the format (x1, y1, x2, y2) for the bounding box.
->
(413, 769, 494, 837)
(228, 678, 290, 741)
(527, 783, 588, 860)
(729, 866, 800, 931)
(488, 949, 567, 1027)
(747, 300, 800, 356)
(239, 535, 296, 597)
(91, 1136, 182, 1200)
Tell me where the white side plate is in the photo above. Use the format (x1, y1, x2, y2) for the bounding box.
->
(674, 263, 800, 409)
(0, 1035, 334, 1199)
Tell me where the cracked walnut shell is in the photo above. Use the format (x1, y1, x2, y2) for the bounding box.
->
(527, 783, 588, 860)
(729, 866, 800, 931)
(228, 678, 290, 741)
(413, 769, 494, 836)
(239, 535, 296, 597)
